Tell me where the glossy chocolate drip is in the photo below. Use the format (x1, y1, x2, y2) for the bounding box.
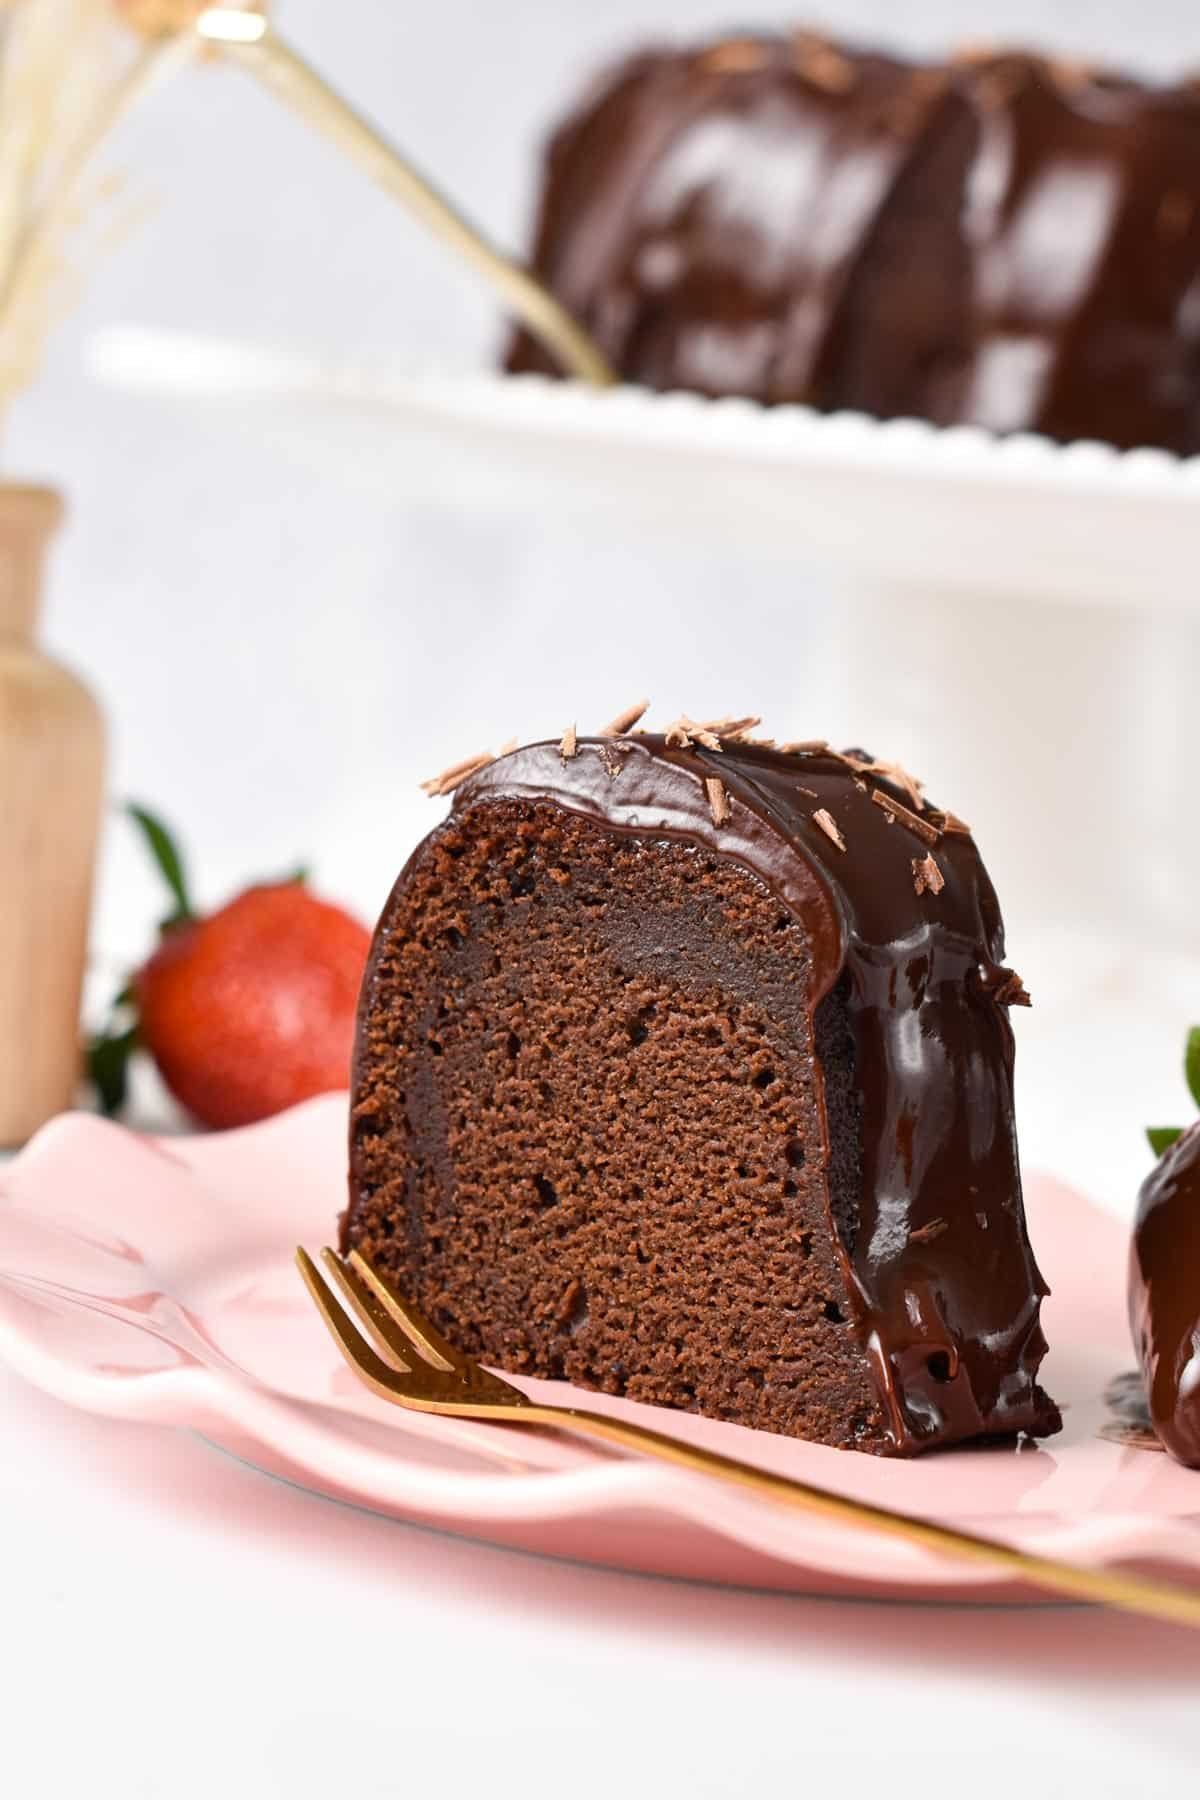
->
(1129, 1125, 1200, 1468)
(956, 57, 1200, 445)
(509, 33, 1200, 452)
(456, 736, 1060, 1454)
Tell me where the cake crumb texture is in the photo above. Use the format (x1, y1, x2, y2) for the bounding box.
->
(346, 800, 888, 1451)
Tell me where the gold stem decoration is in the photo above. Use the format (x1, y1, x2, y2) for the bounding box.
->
(193, 7, 616, 388)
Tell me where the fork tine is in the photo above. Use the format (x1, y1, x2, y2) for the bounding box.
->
(295, 1247, 418, 1403)
(317, 1248, 422, 1373)
(346, 1248, 465, 1373)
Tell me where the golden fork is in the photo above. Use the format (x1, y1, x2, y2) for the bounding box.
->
(298, 1245, 1200, 1630)
(191, 7, 615, 388)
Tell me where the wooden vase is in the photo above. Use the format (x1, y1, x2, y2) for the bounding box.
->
(0, 486, 105, 1146)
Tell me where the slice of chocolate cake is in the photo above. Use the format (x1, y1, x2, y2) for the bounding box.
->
(508, 31, 1200, 453)
(344, 718, 1061, 1456)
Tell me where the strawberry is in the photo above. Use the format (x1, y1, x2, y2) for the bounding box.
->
(90, 806, 370, 1129)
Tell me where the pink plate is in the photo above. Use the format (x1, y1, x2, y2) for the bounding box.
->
(1, 1096, 1197, 1602)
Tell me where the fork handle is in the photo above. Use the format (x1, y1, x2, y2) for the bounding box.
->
(514, 1402, 1200, 1627)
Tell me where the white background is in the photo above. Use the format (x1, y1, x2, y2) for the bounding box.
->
(4, 4, 1200, 1795)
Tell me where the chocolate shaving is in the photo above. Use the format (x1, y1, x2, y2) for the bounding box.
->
(968, 59, 1028, 111)
(1047, 57, 1094, 97)
(793, 34, 856, 93)
(559, 724, 577, 761)
(696, 714, 762, 742)
(697, 38, 767, 76)
(871, 787, 939, 845)
(812, 808, 846, 852)
(705, 775, 730, 826)
(420, 750, 494, 798)
(913, 853, 945, 897)
(983, 966, 1032, 1009)
(599, 699, 650, 738)
(665, 715, 723, 751)
(935, 810, 972, 836)
(910, 1218, 949, 1244)
(853, 755, 927, 811)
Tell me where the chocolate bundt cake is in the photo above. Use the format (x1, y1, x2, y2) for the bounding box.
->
(508, 31, 1200, 453)
(344, 714, 1061, 1457)
(1130, 1124, 1200, 1468)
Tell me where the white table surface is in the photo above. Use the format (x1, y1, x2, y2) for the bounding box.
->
(7, 1, 1200, 1790)
(2, 1342, 1199, 1800)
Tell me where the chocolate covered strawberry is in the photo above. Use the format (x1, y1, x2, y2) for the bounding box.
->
(90, 806, 370, 1128)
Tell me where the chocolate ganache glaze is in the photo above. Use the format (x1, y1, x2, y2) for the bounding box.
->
(508, 33, 1200, 452)
(443, 736, 1061, 1454)
(1130, 1124, 1200, 1467)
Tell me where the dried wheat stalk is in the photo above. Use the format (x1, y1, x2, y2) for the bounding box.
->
(0, 1, 206, 430)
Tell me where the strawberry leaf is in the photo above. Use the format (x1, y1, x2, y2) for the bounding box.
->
(88, 1024, 139, 1117)
(1147, 1126, 1184, 1158)
(127, 803, 193, 926)
(1186, 1028, 1200, 1112)
(87, 976, 140, 1116)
